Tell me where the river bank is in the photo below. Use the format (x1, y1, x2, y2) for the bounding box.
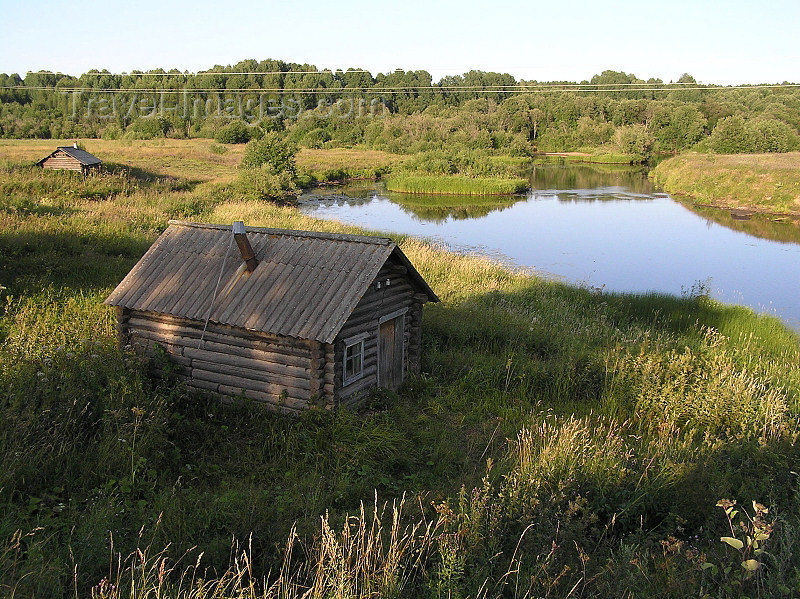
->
(650, 151, 800, 216)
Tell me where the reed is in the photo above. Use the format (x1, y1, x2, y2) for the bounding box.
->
(385, 174, 528, 195)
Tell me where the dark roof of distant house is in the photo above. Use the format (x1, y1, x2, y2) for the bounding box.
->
(36, 146, 102, 166)
(105, 221, 438, 344)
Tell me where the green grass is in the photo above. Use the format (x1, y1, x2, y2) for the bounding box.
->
(534, 152, 639, 165)
(385, 174, 528, 195)
(650, 151, 800, 215)
(1, 141, 800, 598)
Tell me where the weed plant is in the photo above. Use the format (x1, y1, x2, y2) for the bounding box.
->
(1, 142, 799, 598)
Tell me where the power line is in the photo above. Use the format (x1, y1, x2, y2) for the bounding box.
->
(3, 83, 799, 95)
(24, 69, 381, 76)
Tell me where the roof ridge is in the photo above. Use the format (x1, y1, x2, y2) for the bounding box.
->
(166, 220, 393, 246)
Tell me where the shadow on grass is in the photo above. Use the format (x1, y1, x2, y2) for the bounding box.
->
(0, 228, 153, 294)
(103, 162, 204, 191)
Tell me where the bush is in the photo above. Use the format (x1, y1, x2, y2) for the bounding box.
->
(240, 133, 297, 177)
(708, 116, 798, 154)
(301, 128, 331, 149)
(125, 117, 170, 140)
(747, 118, 798, 153)
(100, 124, 124, 140)
(214, 120, 251, 144)
(613, 124, 654, 162)
(708, 115, 752, 153)
(237, 133, 299, 202)
(236, 164, 298, 203)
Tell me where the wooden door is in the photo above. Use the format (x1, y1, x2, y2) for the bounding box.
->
(378, 315, 404, 390)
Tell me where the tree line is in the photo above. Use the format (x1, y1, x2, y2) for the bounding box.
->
(1, 59, 799, 159)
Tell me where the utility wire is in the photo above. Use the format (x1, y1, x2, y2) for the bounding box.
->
(4, 83, 800, 94)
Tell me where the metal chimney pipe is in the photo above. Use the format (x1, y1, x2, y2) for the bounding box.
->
(232, 221, 258, 272)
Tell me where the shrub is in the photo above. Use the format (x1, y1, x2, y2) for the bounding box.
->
(237, 133, 299, 202)
(100, 124, 124, 140)
(708, 115, 752, 153)
(240, 133, 297, 177)
(613, 124, 654, 162)
(125, 117, 170, 140)
(236, 164, 298, 203)
(214, 120, 251, 144)
(747, 118, 798, 153)
(301, 128, 331, 149)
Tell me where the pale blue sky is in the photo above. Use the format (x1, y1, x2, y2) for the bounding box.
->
(1, 0, 797, 84)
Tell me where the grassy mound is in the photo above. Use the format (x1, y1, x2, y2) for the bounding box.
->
(650, 152, 800, 215)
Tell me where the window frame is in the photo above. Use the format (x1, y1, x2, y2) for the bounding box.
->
(343, 333, 368, 386)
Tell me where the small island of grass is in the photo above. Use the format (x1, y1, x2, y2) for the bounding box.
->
(385, 173, 529, 195)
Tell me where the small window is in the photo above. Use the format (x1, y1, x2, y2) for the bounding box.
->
(344, 338, 365, 385)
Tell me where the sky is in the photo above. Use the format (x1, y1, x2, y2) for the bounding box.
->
(1, 0, 798, 85)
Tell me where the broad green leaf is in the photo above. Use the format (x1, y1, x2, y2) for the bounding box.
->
(742, 559, 760, 571)
(701, 562, 715, 570)
(721, 536, 744, 550)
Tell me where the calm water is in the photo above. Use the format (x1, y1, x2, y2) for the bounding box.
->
(299, 165, 800, 330)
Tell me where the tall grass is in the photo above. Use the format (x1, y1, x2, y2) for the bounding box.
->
(386, 174, 528, 195)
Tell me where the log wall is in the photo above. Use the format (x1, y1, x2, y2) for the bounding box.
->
(122, 310, 331, 412)
(335, 258, 424, 404)
(40, 151, 95, 174)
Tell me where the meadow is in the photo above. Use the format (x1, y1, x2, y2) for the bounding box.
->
(1, 140, 800, 598)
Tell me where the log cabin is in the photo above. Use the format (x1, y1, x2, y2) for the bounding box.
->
(36, 143, 102, 174)
(105, 220, 439, 411)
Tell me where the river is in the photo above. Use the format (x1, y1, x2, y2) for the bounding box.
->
(298, 164, 800, 330)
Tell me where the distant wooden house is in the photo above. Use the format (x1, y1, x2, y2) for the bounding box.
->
(105, 221, 439, 411)
(36, 144, 102, 174)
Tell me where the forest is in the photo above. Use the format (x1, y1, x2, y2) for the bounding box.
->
(2, 61, 799, 162)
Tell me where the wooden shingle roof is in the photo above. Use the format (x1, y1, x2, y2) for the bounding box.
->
(105, 221, 438, 344)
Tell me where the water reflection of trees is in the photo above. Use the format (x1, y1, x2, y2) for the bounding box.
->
(526, 163, 656, 195)
(533, 190, 659, 204)
(386, 192, 525, 223)
(678, 201, 800, 245)
(299, 184, 526, 223)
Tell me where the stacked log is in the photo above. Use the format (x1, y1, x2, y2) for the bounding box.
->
(126, 311, 320, 411)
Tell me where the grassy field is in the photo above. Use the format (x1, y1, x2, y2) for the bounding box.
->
(650, 152, 800, 216)
(1, 141, 800, 598)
